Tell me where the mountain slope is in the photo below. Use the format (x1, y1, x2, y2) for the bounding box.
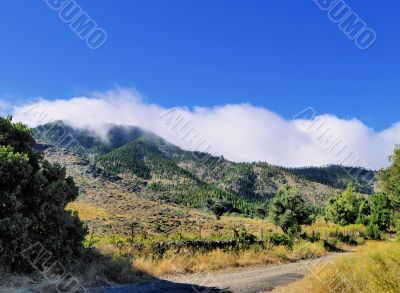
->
(34, 121, 375, 216)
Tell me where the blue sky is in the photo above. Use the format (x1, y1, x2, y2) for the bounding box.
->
(0, 0, 399, 131)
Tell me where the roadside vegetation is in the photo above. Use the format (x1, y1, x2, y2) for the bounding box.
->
(86, 221, 365, 279)
(273, 241, 400, 293)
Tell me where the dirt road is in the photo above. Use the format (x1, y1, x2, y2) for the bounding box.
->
(93, 254, 340, 293)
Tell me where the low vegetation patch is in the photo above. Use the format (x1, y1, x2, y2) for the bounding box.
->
(134, 241, 327, 276)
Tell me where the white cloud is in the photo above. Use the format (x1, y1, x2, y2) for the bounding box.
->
(8, 88, 399, 169)
(0, 101, 8, 115)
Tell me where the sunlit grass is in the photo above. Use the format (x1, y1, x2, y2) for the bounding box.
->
(67, 201, 110, 221)
(273, 241, 400, 293)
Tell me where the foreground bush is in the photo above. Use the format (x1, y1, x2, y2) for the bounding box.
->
(0, 116, 87, 272)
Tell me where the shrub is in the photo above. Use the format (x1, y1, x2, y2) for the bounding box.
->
(264, 232, 291, 246)
(207, 199, 234, 220)
(235, 230, 257, 250)
(366, 223, 380, 240)
(322, 239, 343, 252)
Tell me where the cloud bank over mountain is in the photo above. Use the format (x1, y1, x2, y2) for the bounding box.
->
(9, 88, 399, 169)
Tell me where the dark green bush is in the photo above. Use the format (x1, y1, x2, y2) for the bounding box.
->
(325, 182, 371, 226)
(264, 232, 291, 246)
(234, 230, 257, 250)
(269, 185, 315, 234)
(322, 239, 343, 252)
(0, 116, 87, 272)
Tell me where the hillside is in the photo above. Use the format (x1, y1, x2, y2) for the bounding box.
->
(33, 121, 375, 232)
(42, 146, 279, 238)
(284, 165, 376, 194)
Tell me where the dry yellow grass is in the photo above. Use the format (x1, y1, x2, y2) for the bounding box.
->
(133, 241, 327, 277)
(66, 201, 110, 221)
(303, 219, 366, 239)
(273, 241, 400, 293)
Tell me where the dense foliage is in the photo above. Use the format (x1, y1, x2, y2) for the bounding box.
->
(98, 140, 152, 179)
(325, 182, 370, 226)
(322, 146, 400, 238)
(369, 192, 393, 231)
(0, 117, 87, 272)
(378, 146, 400, 236)
(378, 146, 400, 209)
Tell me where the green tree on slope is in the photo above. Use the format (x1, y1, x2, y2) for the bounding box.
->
(269, 185, 315, 235)
(378, 146, 400, 209)
(369, 192, 393, 231)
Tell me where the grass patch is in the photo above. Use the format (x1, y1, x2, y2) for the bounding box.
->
(67, 201, 110, 221)
(273, 241, 400, 293)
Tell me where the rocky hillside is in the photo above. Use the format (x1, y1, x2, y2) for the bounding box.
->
(42, 146, 279, 237)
